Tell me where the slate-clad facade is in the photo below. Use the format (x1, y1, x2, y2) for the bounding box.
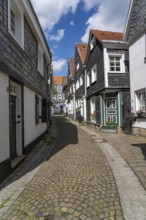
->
(0, 0, 51, 183)
(124, 0, 146, 137)
(74, 44, 87, 120)
(86, 30, 130, 130)
(67, 58, 75, 119)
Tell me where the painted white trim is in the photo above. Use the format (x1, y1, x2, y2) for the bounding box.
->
(104, 48, 108, 87)
(118, 92, 121, 127)
(8, 0, 24, 49)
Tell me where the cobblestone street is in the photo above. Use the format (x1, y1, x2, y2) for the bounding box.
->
(0, 116, 146, 220)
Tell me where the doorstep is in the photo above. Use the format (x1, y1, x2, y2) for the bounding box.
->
(11, 155, 26, 169)
(101, 128, 117, 134)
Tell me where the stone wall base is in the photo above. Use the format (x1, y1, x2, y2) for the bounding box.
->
(132, 127, 146, 138)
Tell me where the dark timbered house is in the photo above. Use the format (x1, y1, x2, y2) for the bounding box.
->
(0, 0, 51, 183)
(86, 29, 130, 131)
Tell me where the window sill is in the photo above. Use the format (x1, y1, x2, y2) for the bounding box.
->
(8, 29, 24, 50)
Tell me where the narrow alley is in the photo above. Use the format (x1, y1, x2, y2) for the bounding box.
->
(0, 116, 146, 220)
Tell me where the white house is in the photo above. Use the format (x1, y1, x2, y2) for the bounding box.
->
(124, 0, 146, 136)
(0, 0, 52, 182)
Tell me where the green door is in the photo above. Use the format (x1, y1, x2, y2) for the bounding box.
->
(10, 95, 17, 159)
(105, 99, 117, 126)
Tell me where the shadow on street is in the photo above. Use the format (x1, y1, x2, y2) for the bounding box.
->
(132, 143, 146, 160)
(0, 116, 78, 190)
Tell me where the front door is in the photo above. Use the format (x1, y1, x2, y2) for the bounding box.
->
(105, 99, 117, 126)
(10, 95, 17, 159)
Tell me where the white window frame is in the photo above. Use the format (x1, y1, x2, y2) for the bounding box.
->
(108, 54, 125, 73)
(135, 89, 146, 111)
(90, 36, 96, 51)
(57, 94, 62, 102)
(80, 75, 83, 86)
(91, 64, 97, 83)
(8, 0, 24, 49)
(90, 98, 96, 123)
(57, 85, 62, 92)
(76, 62, 80, 71)
(87, 72, 90, 87)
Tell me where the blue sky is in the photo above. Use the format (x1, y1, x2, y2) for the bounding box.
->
(31, 0, 130, 77)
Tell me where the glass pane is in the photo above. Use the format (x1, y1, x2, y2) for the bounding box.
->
(116, 67, 120, 71)
(110, 62, 114, 66)
(116, 62, 120, 66)
(110, 67, 115, 71)
(110, 57, 114, 61)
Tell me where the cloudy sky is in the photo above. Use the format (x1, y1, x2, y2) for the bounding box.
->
(30, 0, 130, 76)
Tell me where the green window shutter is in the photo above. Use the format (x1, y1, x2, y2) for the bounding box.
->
(42, 98, 47, 122)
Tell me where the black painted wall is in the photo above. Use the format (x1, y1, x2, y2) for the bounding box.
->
(86, 40, 105, 98)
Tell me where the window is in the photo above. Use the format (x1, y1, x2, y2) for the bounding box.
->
(90, 36, 96, 50)
(87, 72, 90, 87)
(76, 62, 80, 70)
(76, 80, 80, 90)
(109, 56, 121, 72)
(80, 75, 83, 86)
(91, 64, 97, 83)
(90, 99, 96, 123)
(136, 89, 146, 111)
(38, 45, 43, 75)
(8, 0, 24, 48)
(57, 95, 62, 102)
(10, 9, 15, 34)
(57, 85, 62, 92)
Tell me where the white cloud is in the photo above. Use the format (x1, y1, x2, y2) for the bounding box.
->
(81, 0, 130, 42)
(30, 0, 80, 31)
(70, 20, 75, 26)
(52, 59, 67, 72)
(50, 29, 65, 42)
(81, 0, 101, 11)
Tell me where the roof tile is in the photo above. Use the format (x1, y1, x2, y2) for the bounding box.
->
(76, 43, 88, 64)
(91, 29, 123, 42)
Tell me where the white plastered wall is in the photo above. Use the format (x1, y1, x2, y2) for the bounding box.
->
(24, 86, 47, 147)
(130, 34, 146, 128)
(0, 72, 10, 162)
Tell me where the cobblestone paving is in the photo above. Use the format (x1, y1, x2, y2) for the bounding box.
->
(0, 116, 124, 220)
(94, 130, 146, 191)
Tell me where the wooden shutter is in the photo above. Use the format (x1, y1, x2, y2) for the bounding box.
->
(42, 98, 47, 122)
(35, 95, 39, 124)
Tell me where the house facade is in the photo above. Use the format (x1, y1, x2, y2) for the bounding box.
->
(0, 0, 52, 182)
(74, 43, 88, 120)
(67, 58, 75, 119)
(52, 76, 67, 114)
(86, 30, 130, 130)
(124, 0, 146, 136)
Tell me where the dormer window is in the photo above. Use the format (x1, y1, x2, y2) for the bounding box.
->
(90, 36, 96, 50)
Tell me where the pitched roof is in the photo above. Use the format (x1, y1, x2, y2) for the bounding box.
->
(68, 58, 75, 77)
(53, 76, 63, 85)
(91, 29, 123, 42)
(76, 43, 88, 64)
